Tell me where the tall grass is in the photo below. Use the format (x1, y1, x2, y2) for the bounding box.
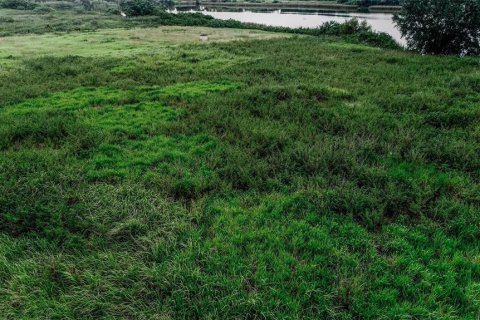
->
(0, 11, 479, 319)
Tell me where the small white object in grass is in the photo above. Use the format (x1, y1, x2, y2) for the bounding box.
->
(200, 34, 209, 42)
(121, 11, 127, 18)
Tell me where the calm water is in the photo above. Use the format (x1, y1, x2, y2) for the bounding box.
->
(172, 8, 404, 45)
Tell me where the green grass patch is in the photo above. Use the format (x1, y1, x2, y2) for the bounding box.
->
(0, 22, 479, 319)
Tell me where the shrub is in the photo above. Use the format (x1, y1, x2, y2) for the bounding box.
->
(120, 0, 156, 16)
(317, 18, 372, 35)
(393, 0, 480, 55)
(0, 0, 36, 10)
(352, 30, 399, 49)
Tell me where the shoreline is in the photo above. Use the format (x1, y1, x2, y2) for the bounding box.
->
(175, 1, 402, 13)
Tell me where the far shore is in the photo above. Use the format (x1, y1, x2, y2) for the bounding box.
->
(174, 1, 402, 13)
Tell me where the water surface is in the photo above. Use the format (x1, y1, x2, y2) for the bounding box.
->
(173, 7, 404, 45)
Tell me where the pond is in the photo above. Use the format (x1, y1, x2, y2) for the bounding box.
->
(171, 7, 405, 46)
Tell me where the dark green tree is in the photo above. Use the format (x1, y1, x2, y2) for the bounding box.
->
(119, 0, 156, 16)
(393, 0, 480, 55)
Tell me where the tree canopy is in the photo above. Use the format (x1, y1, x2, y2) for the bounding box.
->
(394, 0, 480, 55)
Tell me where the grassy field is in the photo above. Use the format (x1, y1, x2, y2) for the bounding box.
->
(0, 26, 287, 68)
(0, 8, 480, 319)
(0, 9, 123, 36)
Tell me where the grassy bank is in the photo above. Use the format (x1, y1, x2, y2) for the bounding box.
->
(1, 8, 480, 320)
(0, 9, 399, 48)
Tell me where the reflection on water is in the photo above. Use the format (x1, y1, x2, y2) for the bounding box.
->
(171, 7, 404, 45)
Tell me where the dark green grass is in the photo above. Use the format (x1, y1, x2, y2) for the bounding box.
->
(0, 30, 479, 319)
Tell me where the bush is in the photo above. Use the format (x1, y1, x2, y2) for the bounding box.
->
(0, 0, 36, 10)
(393, 0, 480, 55)
(317, 18, 372, 35)
(120, 0, 156, 16)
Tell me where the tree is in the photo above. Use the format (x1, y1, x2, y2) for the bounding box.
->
(119, 0, 156, 16)
(393, 0, 480, 56)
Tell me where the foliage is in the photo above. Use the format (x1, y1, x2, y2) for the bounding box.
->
(0, 0, 35, 9)
(317, 18, 372, 35)
(119, 0, 156, 16)
(394, 0, 480, 55)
